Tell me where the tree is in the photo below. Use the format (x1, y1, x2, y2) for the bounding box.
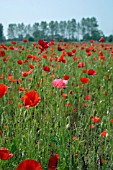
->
(76, 22, 81, 41)
(40, 21, 48, 38)
(17, 23, 25, 40)
(81, 18, 87, 39)
(107, 34, 113, 42)
(54, 21, 59, 36)
(49, 21, 56, 38)
(0, 23, 4, 42)
(91, 30, 104, 41)
(90, 17, 98, 36)
(59, 21, 67, 38)
(67, 20, 72, 39)
(7, 24, 17, 40)
(70, 18, 76, 39)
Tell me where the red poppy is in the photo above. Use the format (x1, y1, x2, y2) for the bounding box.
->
(23, 39, 28, 43)
(38, 40, 49, 50)
(17, 60, 23, 65)
(90, 39, 94, 43)
(99, 37, 105, 42)
(62, 93, 68, 98)
(90, 125, 95, 129)
(48, 154, 59, 170)
(85, 95, 91, 100)
(91, 116, 100, 123)
(101, 130, 107, 137)
(72, 49, 76, 53)
(86, 48, 90, 53)
(58, 54, 66, 63)
(0, 50, 5, 57)
(64, 75, 70, 80)
(0, 84, 8, 98)
(110, 119, 113, 123)
(43, 66, 50, 72)
(22, 71, 29, 77)
(30, 63, 34, 69)
(11, 41, 16, 45)
(67, 51, 73, 56)
(88, 69, 96, 76)
(16, 159, 42, 170)
(0, 147, 13, 160)
(80, 78, 90, 84)
(21, 90, 41, 108)
(57, 45, 64, 51)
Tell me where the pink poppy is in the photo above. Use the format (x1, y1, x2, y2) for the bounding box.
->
(52, 79, 68, 89)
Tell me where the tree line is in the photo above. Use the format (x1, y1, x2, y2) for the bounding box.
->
(0, 17, 113, 42)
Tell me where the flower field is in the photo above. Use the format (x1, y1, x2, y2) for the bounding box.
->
(0, 39, 113, 169)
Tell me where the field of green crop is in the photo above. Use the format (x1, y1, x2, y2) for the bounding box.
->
(0, 39, 113, 169)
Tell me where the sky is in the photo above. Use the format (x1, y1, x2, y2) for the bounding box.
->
(0, 0, 113, 37)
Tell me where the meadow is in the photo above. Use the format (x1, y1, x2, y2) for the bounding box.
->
(0, 39, 113, 170)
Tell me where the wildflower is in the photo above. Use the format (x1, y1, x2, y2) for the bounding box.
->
(91, 116, 100, 123)
(17, 60, 23, 65)
(48, 154, 59, 170)
(80, 78, 90, 84)
(0, 84, 8, 98)
(43, 66, 50, 72)
(0, 147, 13, 160)
(21, 90, 41, 108)
(88, 69, 96, 76)
(52, 79, 68, 89)
(101, 130, 107, 137)
(78, 62, 85, 68)
(85, 95, 91, 100)
(16, 159, 42, 170)
(64, 75, 70, 80)
(99, 37, 105, 42)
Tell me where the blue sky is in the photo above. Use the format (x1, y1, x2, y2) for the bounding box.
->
(0, 0, 113, 36)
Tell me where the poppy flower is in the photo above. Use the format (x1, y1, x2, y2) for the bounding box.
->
(16, 159, 42, 170)
(23, 39, 28, 43)
(21, 90, 41, 108)
(11, 41, 16, 45)
(101, 130, 107, 137)
(90, 39, 94, 43)
(22, 71, 29, 77)
(0, 147, 13, 160)
(43, 66, 50, 72)
(57, 45, 64, 51)
(38, 40, 49, 50)
(78, 62, 85, 68)
(99, 37, 105, 42)
(64, 75, 70, 80)
(52, 79, 68, 89)
(0, 84, 8, 98)
(62, 93, 68, 98)
(67, 51, 73, 56)
(88, 69, 96, 76)
(90, 125, 95, 129)
(30, 63, 34, 69)
(85, 95, 91, 100)
(91, 116, 100, 123)
(80, 78, 90, 84)
(17, 60, 23, 65)
(0, 50, 5, 57)
(110, 119, 113, 123)
(48, 154, 59, 170)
